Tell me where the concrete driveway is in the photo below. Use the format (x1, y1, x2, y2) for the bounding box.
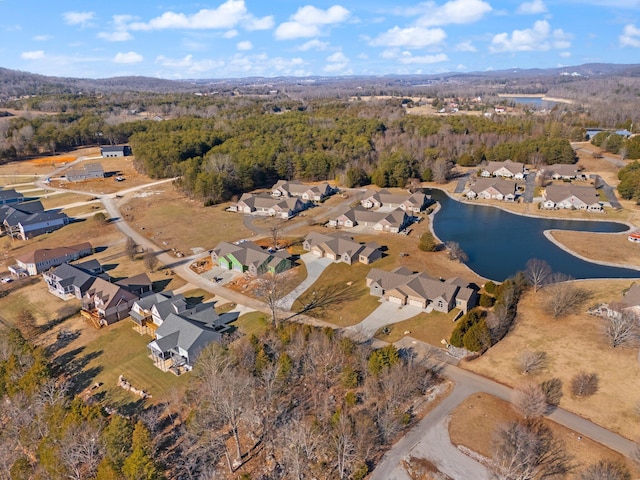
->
(280, 253, 332, 310)
(344, 301, 423, 340)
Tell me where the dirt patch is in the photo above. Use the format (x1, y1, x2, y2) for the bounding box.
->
(449, 392, 639, 479)
(462, 280, 640, 441)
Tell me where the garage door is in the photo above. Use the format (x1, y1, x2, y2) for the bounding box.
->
(409, 299, 425, 308)
(388, 295, 404, 305)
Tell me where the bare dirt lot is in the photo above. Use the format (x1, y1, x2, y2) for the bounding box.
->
(449, 393, 639, 478)
(462, 279, 640, 441)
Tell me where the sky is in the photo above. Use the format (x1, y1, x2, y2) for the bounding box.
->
(1, 0, 640, 80)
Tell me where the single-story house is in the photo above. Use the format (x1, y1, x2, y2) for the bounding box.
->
(11, 242, 93, 276)
(466, 178, 517, 201)
(366, 267, 477, 313)
(101, 145, 131, 157)
(303, 231, 382, 265)
(329, 206, 414, 233)
(481, 159, 526, 179)
(231, 193, 309, 219)
(0, 188, 25, 205)
(360, 189, 430, 212)
(271, 180, 336, 201)
(212, 241, 292, 276)
(542, 185, 603, 211)
(540, 164, 587, 181)
(66, 163, 104, 182)
(600, 284, 640, 319)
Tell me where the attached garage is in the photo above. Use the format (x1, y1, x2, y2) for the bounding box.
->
(388, 295, 404, 305)
(408, 298, 426, 308)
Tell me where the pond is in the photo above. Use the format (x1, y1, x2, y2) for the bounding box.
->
(503, 96, 557, 108)
(429, 189, 640, 282)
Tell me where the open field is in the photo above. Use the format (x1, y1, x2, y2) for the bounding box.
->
(39, 191, 97, 209)
(449, 393, 639, 478)
(373, 310, 459, 346)
(122, 183, 254, 254)
(550, 230, 640, 268)
(0, 147, 101, 176)
(462, 279, 640, 441)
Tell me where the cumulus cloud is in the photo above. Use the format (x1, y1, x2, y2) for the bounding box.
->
(323, 50, 350, 73)
(455, 40, 477, 52)
(21, 50, 45, 60)
(620, 24, 640, 47)
(275, 5, 350, 40)
(396, 0, 491, 27)
(237, 40, 253, 50)
(490, 20, 571, 52)
(517, 0, 547, 14)
(370, 26, 446, 48)
(398, 52, 448, 64)
(297, 39, 329, 51)
(113, 51, 143, 64)
(155, 54, 224, 75)
(129, 0, 273, 32)
(223, 30, 239, 38)
(63, 11, 95, 28)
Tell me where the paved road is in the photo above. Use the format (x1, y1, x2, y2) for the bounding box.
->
(589, 174, 623, 210)
(522, 170, 537, 203)
(344, 301, 424, 340)
(453, 172, 471, 194)
(279, 253, 332, 310)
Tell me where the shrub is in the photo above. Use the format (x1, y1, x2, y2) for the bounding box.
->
(571, 372, 598, 398)
(368, 345, 400, 376)
(484, 281, 497, 294)
(450, 309, 485, 348)
(462, 319, 491, 352)
(479, 293, 495, 308)
(418, 231, 438, 252)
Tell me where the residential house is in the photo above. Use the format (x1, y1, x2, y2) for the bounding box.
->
(271, 180, 336, 201)
(101, 145, 131, 157)
(360, 189, 429, 212)
(147, 305, 232, 373)
(0, 188, 25, 205)
(366, 267, 477, 313)
(212, 241, 292, 276)
(10, 242, 93, 276)
(328, 206, 414, 233)
(374, 209, 413, 233)
(231, 193, 308, 219)
(81, 277, 139, 327)
(5, 210, 69, 240)
(542, 185, 603, 211)
(66, 163, 104, 182)
(494, 106, 507, 114)
(466, 178, 517, 201)
(601, 284, 640, 319)
(129, 291, 181, 335)
(115, 273, 153, 297)
(303, 231, 382, 264)
(481, 159, 526, 179)
(541, 164, 587, 181)
(43, 261, 103, 300)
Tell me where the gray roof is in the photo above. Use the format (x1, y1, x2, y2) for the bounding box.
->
(0, 200, 44, 224)
(468, 178, 516, 196)
(544, 184, 600, 205)
(0, 189, 24, 202)
(48, 262, 97, 293)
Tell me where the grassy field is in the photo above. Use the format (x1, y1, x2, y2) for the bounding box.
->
(449, 393, 639, 478)
(374, 310, 459, 346)
(39, 192, 98, 209)
(230, 311, 269, 337)
(549, 230, 640, 268)
(462, 279, 640, 441)
(122, 183, 254, 254)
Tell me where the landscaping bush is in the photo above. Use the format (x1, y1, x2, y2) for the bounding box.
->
(462, 319, 491, 352)
(418, 231, 438, 252)
(479, 293, 495, 308)
(570, 372, 598, 398)
(484, 281, 497, 295)
(450, 309, 485, 348)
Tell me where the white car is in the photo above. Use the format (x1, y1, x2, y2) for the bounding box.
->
(1, 277, 13, 283)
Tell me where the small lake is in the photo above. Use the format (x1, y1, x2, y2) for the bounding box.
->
(429, 189, 640, 282)
(503, 96, 557, 108)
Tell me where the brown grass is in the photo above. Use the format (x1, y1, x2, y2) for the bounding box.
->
(550, 230, 640, 268)
(462, 280, 640, 441)
(449, 392, 639, 479)
(374, 310, 459, 346)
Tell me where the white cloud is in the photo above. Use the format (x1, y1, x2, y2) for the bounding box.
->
(559, 51, 571, 57)
(129, 0, 273, 32)
(237, 40, 253, 50)
(63, 11, 95, 28)
(370, 26, 446, 48)
(155, 54, 225, 75)
(327, 51, 349, 63)
(98, 15, 134, 42)
(33, 34, 52, 41)
(455, 40, 477, 52)
(398, 52, 448, 64)
(21, 50, 45, 60)
(113, 51, 143, 64)
(275, 5, 350, 40)
(517, 0, 547, 14)
(398, 0, 492, 27)
(297, 39, 329, 51)
(490, 20, 571, 53)
(620, 24, 640, 48)
(324, 50, 350, 73)
(223, 30, 239, 38)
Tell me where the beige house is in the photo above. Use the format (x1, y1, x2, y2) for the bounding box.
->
(303, 231, 382, 265)
(542, 185, 603, 211)
(466, 178, 517, 201)
(230, 193, 309, 219)
(271, 180, 336, 201)
(481, 159, 526, 179)
(360, 189, 429, 213)
(328, 206, 414, 233)
(11, 242, 93, 276)
(366, 267, 477, 313)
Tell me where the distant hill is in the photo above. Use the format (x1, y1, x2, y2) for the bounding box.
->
(1, 63, 639, 99)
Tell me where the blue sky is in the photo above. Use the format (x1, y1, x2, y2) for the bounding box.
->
(1, 0, 640, 79)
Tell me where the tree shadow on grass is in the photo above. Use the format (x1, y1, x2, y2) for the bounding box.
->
(72, 365, 104, 394)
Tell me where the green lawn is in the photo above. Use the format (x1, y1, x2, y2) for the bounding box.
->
(65, 321, 187, 409)
(230, 311, 269, 337)
(373, 309, 460, 346)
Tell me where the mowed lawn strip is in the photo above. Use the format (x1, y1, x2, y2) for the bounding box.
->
(462, 279, 640, 441)
(231, 311, 269, 337)
(449, 392, 639, 477)
(374, 310, 459, 346)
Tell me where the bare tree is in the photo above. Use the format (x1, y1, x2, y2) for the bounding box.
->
(571, 372, 598, 398)
(143, 250, 159, 273)
(545, 274, 590, 319)
(579, 459, 631, 480)
(255, 273, 289, 328)
(491, 420, 573, 480)
(524, 258, 552, 293)
(540, 378, 563, 408)
(269, 222, 284, 250)
(125, 237, 137, 261)
(513, 383, 548, 419)
(604, 312, 640, 348)
(58, 422, 104, 480)
(432, 158, 453, 183)
(445, 241, 468, 263)
(518, 350, 547, 375)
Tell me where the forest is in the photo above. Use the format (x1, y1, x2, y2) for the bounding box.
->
(0, 323, 440, 479)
